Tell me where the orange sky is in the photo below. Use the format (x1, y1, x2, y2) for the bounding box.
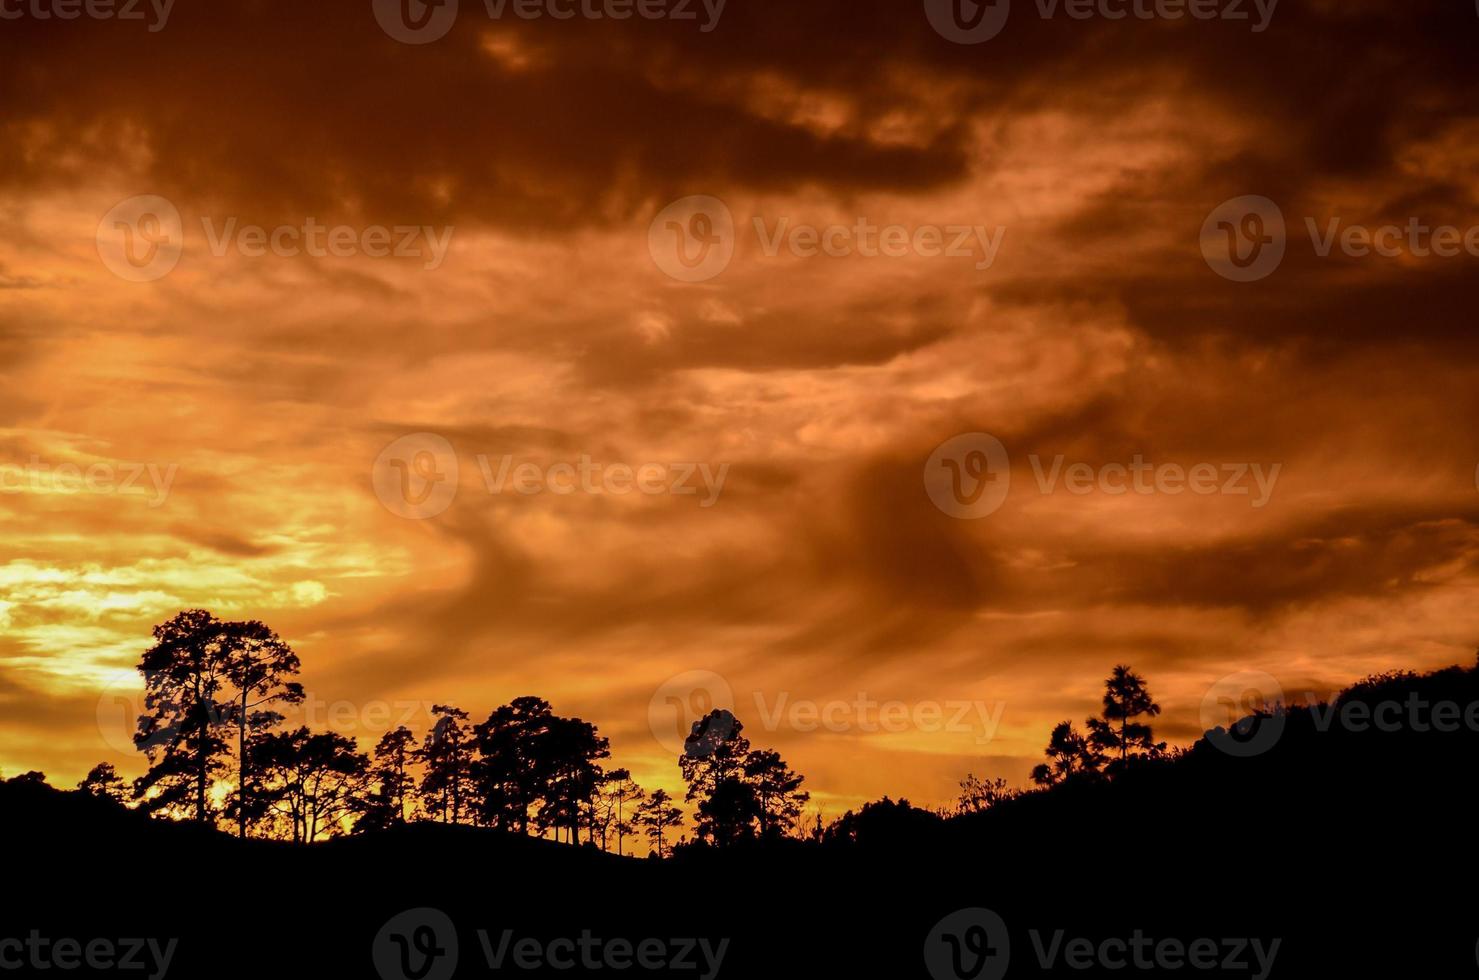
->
(3, 0, 1479, 819)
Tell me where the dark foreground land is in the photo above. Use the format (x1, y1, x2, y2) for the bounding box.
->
(5, 663, 1479, 979)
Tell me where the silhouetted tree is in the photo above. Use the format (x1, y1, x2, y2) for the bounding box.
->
(806, 807, 825, 843)
(133, 610, 236, 824)
(1086, 665, 1164, 766)
(634, 788, 683, 858)
(469, 697, 615, 845)
(235, 727, 367, 842)
(219, 619, 304, 839)
(533, 715, 610, 845)
(472, 697, 555, 832)
(697, 777, 762, 845)
(680, 709, 757, 845)
(1031, 720, 1104, 787)
(355, 726, 417, 831)
(77, 763, 127, 803)
(418, 705, 474, 824)
(743, 749, 809, 838)
(5, 771, 48, 788)
(822, 797, 942, 846)
(610, 773, 644, 856)
(955, 773, 1016, 815)
(679, 709, 749, 799)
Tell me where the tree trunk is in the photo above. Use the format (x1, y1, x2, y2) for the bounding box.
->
(239, 688, 248, 838)
(196, 671, 208, 825)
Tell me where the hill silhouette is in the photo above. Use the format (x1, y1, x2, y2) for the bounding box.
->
(4, 659, 1478, 977)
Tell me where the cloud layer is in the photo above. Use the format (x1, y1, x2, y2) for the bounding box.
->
(3, 0, 1479, 815)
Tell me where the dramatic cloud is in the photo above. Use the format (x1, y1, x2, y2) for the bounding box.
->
(3, 0, 1479, 816)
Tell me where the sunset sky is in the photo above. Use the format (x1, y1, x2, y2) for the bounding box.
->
(3, 0, 1479, 820)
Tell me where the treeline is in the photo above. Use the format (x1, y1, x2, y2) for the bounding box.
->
(66, 611, 1180, 853)
(79, 611, 814, 854)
